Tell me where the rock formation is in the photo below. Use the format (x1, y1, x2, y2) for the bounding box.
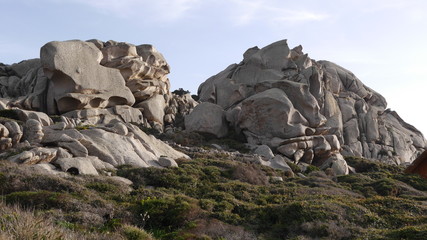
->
(1, 38, 425, 176)
(189, 40, 426, 171)
(0, 39, 195, 129)
(0, 39, 192, 175)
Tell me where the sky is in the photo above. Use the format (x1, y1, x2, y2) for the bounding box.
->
(1, 0, 427, 136)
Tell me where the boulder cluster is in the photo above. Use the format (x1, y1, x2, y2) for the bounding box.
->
(186, 40, 426, 172)
(0, 40, 194, 175)
(0, 40, 197, 130)
(0, 39, 425, 176)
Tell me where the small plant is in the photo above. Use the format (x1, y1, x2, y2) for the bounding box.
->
(122, 225, 154, 240)
(75, 124, 95, 131)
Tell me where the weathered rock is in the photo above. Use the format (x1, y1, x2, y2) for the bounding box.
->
(111, 121, 128, 135)
(126, 124, 189, 160)
(14, 109, 53, 126)
(254, 145, 274, 159)
(40, 40, 135, 114)
(0, 123, 9, 138)
(320, 153, 349, 176)
(136, 94, 166, 126)
(158, 156, 178, 167)
(0, 138, 12, 151)
(8, 147, 57, 164)
(194, 39, 426, 166)
(29, 163, 67, 176)
(269, 155, 293, 172)
(24, 119, 44, 145)
(185, 102, 228, 138)
(165, 92, 198, 127)
(79, 128, 156, 167)
(238, 88, 310, 140)
(55, 157, 99, 175)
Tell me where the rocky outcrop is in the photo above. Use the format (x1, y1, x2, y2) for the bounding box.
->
(0, 39, 192, 131)
(184, 102, 228, 138)
(190, 39, 426, 170)
(0, 39, 192, 175)
(41, 40, 136, 115)
(0, 116, 189, 175)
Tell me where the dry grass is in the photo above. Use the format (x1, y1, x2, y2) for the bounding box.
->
(0, 201, 77, 240)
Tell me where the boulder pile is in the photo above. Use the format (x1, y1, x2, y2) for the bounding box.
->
(187, 40, 426, 172)
(1, 39, 425, 176)
(0, 40, 193, 175)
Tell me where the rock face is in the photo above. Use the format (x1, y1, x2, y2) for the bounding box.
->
(192, 39, 426, 167)
(185, 102, 228, 138)
(41, 40, 136, 114)
(0, 39, 192, 176)
(0, 39, 191, 130)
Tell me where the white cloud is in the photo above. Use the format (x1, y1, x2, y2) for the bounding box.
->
(229, 0, 329, 26)
(46, 0, 328, 25)
(56, 0, 201, 21)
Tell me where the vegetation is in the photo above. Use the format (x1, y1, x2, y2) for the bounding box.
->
(1, 153, 427, 239)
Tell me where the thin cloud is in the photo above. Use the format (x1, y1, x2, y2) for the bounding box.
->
(229, 0, 329, 26)
(57, 0, 201, 21)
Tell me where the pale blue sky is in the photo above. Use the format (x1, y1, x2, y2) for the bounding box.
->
(1, 0, 427, 135)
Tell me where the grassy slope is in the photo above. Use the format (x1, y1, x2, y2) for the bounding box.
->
(1, 148, 427, 239)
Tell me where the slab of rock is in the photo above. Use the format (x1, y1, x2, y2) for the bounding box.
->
(254, 145, 274, 159)
(40, 40, 135, 114)
(7, 147, 57, 164)
(79, 128, 156, 167)
(159, 156, 178, 167)
(126, 124, 189, 160)
(14, 109, 53, 126)
(185, 102, 228, 138)
(55, 157, 99, 175)
(238, 88, 310, 140)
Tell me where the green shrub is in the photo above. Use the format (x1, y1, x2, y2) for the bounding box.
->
(393, 174, 427, 191)
(5, 191, 65, 210)
(304, 165, 319, 174)
(75, 124, 95, 131)
(122, 225, 154, 240)
(370, 178, 399, 196)
(137, 196, 193, 231)
(383, 225, 427, 240)
(86, 182, 118, 193)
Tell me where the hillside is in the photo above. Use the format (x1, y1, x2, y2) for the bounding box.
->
(1, 138, 427, 239)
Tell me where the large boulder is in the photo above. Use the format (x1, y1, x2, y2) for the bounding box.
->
(40, 40, 135, 114)
(237, 88, 311, 140)
(185, 102, 229, 138)
(194, 39, 426, 166)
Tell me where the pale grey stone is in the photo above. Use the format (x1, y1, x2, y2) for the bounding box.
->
(112, 122, 128, 135)
(14, 109, 53, 126)
(8, 147, 57, 164)
(24, 119, 44, 145)
(0, 138, 12, 150)
(41, 40, 135, 114)
(185, 102, 228, 138)
(237, 88, 309, 139)
(159, 157, 178, 167)
(254, 145, 274, 159)
(136, 94, 166, 126)
(55, 157, 99, 175)
(270, 155, 293, 172)
(126, 124, 189, 160)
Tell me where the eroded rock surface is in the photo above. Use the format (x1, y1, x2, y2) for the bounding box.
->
(191, 39, 426, 170)
(0, 39, 190, 131)
(0, 39, 191, 175)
